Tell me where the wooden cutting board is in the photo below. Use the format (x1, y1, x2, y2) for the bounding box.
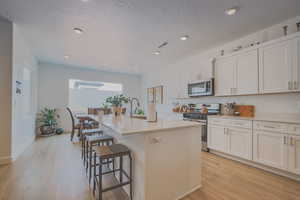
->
(234, 105, 255, 117)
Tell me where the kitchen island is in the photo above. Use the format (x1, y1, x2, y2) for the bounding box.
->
(100, 115, 202, 200)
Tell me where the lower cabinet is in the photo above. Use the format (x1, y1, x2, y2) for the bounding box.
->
(288, 135, 300, 175)
(208, 125, 227, 153)
(227, 128, 252, 160)
(208, 118, 300, 176)
(253, 131, 288, 170)
(208, 124, 252, 160)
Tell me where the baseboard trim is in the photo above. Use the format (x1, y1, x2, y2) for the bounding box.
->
(175, 185, 202, 200)
(210, 150, 300, 182)
(0, 156, 13, 165)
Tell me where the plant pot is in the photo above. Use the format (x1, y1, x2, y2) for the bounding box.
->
(40, 125, 56, 136)
(112, 106, 122, 116)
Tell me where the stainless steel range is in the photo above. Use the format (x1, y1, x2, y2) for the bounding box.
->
(183, 104, 221, 152)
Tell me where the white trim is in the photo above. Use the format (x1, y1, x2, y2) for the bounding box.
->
(0, 156, 13, 165)
(210, 150, 300, 182)
(175, 185, 202, 200)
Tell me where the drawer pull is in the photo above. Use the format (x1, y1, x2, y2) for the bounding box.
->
(263, 125, 276, 129)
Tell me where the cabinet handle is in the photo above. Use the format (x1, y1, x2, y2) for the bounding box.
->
(263, 125, 276, 129)
(295, 81, 298, 90)
(288, 81, 292, 90)
(290, 137, 294, 146)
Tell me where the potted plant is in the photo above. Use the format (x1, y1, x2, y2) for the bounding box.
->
(106, 94, 129, 116)
(37, 108, 60, 136)
(100, 102, 111, 115)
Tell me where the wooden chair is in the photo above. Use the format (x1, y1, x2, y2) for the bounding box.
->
(67, 107, 96, 141)
(67, 107, 82, 141)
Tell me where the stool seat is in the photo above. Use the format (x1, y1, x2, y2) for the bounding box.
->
(94, 144, 130, 159)
(86, 134, 113, 143)
(82, 128, 103, 135)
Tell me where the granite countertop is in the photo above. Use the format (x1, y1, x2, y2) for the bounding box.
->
(101, 115, 201, 135)
(208, 114, 300, 124)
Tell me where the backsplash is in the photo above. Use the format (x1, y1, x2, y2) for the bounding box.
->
(155, 93, 300, 120)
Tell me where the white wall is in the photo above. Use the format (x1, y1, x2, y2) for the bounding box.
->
(142, 16, 300, 118)
(11, 24, 38, 160)
(38, 63, 142, 132)
(0, 16, 13, 165)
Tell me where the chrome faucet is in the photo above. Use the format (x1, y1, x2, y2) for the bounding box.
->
(130, 98, 140, 117)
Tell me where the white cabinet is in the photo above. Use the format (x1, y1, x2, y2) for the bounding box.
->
(292, 38, 300, 91)
(208, 125, 227, 152)
(259, 40, 293, 93)
(227, 127, 252, 160)
(208, 119, 253, 160)
(209, 118, 300, 176)
(215, 56, 236, 96)
(253, 130, 288, 170)
(215, 49, 258, 96)
(236, 50, 259, 95)
(288, 135, 300, 175)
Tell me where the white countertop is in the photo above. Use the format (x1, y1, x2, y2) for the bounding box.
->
(101, 115, 201, 135)
(208, 114, 300, 124)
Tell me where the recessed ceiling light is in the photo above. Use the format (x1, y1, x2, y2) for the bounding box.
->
(64, 55, 70, 59)
(81, 0, 89, 2)
(73, 28, 84, 34)
(180, 35, 189, 41)
(225, 7, 238, 16)
(153, 51, 160, 55)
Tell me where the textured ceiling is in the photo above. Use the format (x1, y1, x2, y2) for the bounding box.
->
(1, 0, 300, 74)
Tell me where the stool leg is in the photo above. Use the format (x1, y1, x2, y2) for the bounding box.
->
(85, 142, 88, 170)
(89, 143, 93, 184)
(129, 154, 133, 200)
(119, 156, 123, 183)
(81, 135, 84, 159)
(98, 158, 103, 200)
(112, 158, 115, 176)
(93, 153, 96, 196)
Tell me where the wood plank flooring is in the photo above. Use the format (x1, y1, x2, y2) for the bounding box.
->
(0, 134, 300, 200)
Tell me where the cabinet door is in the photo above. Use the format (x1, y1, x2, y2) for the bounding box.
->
(236, 49, 259, 95)
(208, 125, 227, 152)
(288, 135, 300, 175)
(259, 40, 293, 93)
(227, 128, 252, 160)
(292, 38, 300, 91)
(253, 131, 288, 170)
(215, 56, 236, 96)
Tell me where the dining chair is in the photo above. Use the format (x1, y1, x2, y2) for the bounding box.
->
(66, 107, 83, 141)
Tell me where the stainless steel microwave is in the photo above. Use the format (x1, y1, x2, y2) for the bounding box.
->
(188, 79, 214, 97)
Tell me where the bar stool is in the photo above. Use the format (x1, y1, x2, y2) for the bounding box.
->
(81, 128, 103, 162)
(93, 144, 133, 200)
(85, 134, 114, 184)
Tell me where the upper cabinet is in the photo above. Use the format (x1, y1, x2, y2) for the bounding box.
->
(215, 56, 236, 96)
(259, 39, 293, 93)
(215, 49, 258, 96)
(292, 38, 300, 91)
(214, 33, 300, 97)
(236, 49, 259, 95)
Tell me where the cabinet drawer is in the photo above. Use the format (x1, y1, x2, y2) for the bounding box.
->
(288, 124, 300, 135)
(227, 119, 252, 129)
(254, 121, 288, 132)
(208, 118, 225, 126)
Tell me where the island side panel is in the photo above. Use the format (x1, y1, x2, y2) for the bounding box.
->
(144, 126, 202, 200)
(102, 125, 147, 200)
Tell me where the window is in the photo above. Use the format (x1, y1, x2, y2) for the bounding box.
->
(69, 79, 123, 112)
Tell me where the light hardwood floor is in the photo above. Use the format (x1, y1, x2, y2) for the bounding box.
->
(0, 134, 300, 200)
